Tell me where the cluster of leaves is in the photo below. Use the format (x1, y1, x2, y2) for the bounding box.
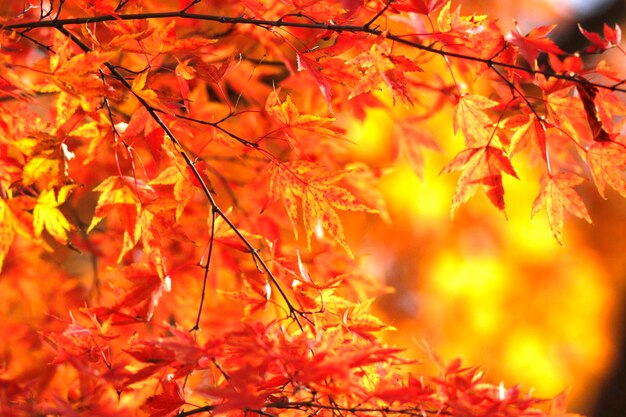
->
(0, 0, 624, 416)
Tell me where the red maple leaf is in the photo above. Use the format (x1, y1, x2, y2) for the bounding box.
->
(141, 378, 186, 417)
(578, 23, 622, 53)
(506, 24, 565, 65)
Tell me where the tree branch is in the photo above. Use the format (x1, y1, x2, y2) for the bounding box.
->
(52, 24, 311, 330)
(3, 10, 625, 93)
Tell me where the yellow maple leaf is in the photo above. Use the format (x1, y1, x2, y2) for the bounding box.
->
(131, 70, 162, 109)
(33, 185, 78, 244)
(17, 133, 68, 187)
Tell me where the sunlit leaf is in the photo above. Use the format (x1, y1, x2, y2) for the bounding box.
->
(33, 184, 78, 244)
(441, 146, 519, 216)
(586, 141, 626, 198)
(531, 172, 592, 245)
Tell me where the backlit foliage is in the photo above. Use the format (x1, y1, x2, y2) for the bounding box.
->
(0, 0, 624, 416)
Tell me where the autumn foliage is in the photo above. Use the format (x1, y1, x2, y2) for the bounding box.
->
(0, 0, 625, 416)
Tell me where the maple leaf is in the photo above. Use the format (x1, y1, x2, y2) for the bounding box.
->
(594, 59, 622, 82)
(586, 141, 626, 198)
(531, 173, 591, 245)
(347, 41, 422, 102)
(155, 20, 218, 55)
(545, 89, 589, 142)
(433, 1, 505, 61)
(175, 59, 194, 111)
(149, 166, 195, 220)
(341, 163, 390, 222)
(141, 377, 186, 417)
(341, 298, 394, 340)
(149, 140, 216, 220)
(193, 56, 236, 85)
(297, 52, 334, 114)
(578, 24, 622, 54)
(17, 133, 69, 187)
(392, 0, 448, 14)
(593, 89, 626, 134)
(441, 146, 519, 217)
(69, 119, 109, 165)
(396, 116, 442, 178)
(49, 49, 114, 99)
(126, 326, 214, 371)
(505, 24, 565, 66)
(270, 162, 377, 257)
(43, 310, 116, 371)
(454, 94, 499, 147)
(131, 70, 164, 110)
(33, 184, 78, 244)
(106, 263, 169, 322)
(88, 176, 157, 262)
(575, 81, 613, 142)
(265, 93, 337, 140)
(505, 114, 547, 160)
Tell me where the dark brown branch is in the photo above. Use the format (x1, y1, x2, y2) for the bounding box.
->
(191, 208, 217, 332)
(3, 10, 626, 93)
(175, 114, 260, 148)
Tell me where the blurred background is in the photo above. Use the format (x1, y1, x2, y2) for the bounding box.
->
(344, 1, 626, 416)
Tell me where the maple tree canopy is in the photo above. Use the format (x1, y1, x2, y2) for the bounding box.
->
(0, 0, 624, 416)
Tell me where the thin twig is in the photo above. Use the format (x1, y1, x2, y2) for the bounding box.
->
(3, 11, 625, 93)
(191, 208, 217, 331)
(52, 24, 310, 330)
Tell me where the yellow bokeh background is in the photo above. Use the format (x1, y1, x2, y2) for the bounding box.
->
(343, 91, 624, 415)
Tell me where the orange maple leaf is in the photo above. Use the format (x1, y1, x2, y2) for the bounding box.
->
(270, 162, 377, 257)
(88, 176, 157, 262)
(149, 165, 195, 220)
(131, 70, 164, 110)
(157, 20, 218, 54)
(341, 298, 394, 341)
(531, 172, 592, 245)
(505, 114, 547, 160)
(50, 49, 114, 98)
(297, 52, 334, 114)
(441, 146, 519, 217)
(347, 41, 422, 102)
(586, 141, 626, 198)
(17, 133, 70, 187)
(454, 94, 499, 147)
(396, 116, 442, 178)
(265, 93, 337, 141)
